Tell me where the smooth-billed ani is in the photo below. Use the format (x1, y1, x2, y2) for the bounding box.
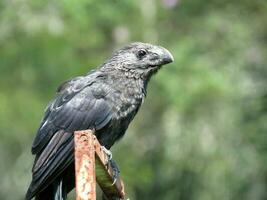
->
(26, 42, 173, 200)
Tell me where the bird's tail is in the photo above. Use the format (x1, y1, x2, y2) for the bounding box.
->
(53, 179, 67, 200)
(27, 178, 67, 200)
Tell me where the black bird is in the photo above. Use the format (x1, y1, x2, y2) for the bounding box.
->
(26, 42, 174, 200)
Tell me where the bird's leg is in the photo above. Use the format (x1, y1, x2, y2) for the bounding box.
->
(101, 146, 112, 160)
(101, 146, 120, 185)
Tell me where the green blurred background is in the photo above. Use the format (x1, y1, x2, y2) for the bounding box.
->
(0, 0, 266, 199)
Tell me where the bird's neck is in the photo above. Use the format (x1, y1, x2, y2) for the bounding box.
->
(114, 71, 147, 98)
(99, 67, 148, 97)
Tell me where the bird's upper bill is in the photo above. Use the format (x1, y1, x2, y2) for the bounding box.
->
(105, 42, 174, 77)
(149, 44, 174, 66)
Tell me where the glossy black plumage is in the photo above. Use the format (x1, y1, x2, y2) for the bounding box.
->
(26, 42, 173, 200)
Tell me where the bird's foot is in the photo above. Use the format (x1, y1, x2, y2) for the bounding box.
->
(109, 159, 120, 185)
(100, 146, 120, 185)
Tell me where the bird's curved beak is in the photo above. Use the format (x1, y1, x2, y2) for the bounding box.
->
(152, 46, 174, 66)
(161, 47, 174, 65)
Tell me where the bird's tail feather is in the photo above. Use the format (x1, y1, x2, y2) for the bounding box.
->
(54, 179, 67, 200)
(34, 178, 66, 200)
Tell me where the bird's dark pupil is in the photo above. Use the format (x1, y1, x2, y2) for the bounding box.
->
(138, 50, 147, 57)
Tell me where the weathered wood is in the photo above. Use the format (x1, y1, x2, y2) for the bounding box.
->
(74, 130, 125, 200)
(94, 137, 125, 199)
(74, 130, 96, 200)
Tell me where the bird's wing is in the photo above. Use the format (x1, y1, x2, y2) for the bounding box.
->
(31, 72, 111, 154)
(26, 130, 74, 199)
(27, 74, 113, 198)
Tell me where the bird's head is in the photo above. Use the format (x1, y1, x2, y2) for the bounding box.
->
(103, 42, 174, 79)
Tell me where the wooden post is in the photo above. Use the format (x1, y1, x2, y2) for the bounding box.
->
(74, 130, 126, 200)
(74, 130, 96, 200)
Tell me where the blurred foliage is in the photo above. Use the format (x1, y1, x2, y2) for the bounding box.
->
(0, 0, 266, 199)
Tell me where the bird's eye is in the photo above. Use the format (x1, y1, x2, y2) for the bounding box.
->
(137, 49, 147, 58)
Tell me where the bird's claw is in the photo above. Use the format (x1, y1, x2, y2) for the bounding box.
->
(109, 159, 120, 186)
(111, 177, 117, 186)
(100, 146, 120, 185)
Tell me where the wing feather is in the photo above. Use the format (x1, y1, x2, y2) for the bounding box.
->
(31, 72, 107, 154)
(27, 73, 114, 198)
